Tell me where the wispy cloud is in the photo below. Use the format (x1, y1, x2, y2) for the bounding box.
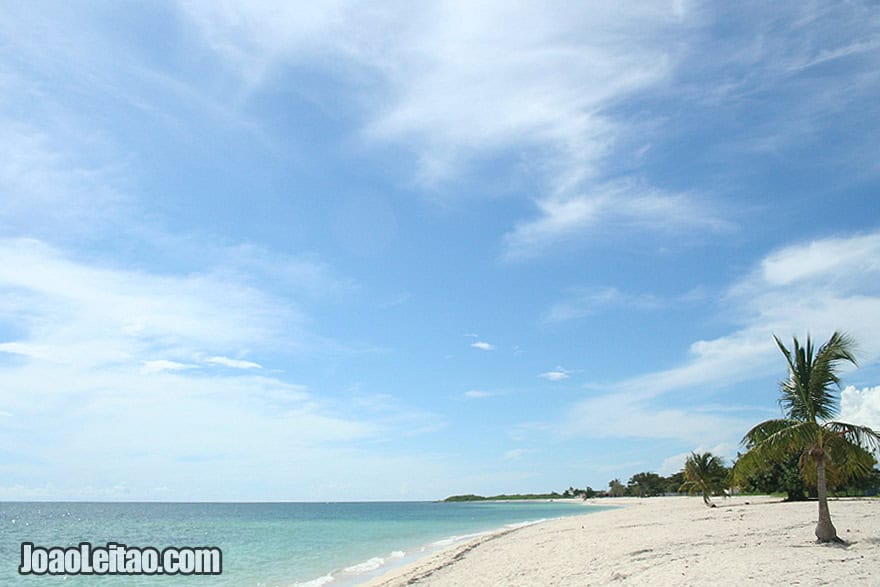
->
(0, 238, 448, 499)
(673, 3, 880, 174)
(559, 392, 752, 446)
(542, 286, 661, 323)
(177, 2, 879, 264)
(0, 238, 299, 364)
(613, 231, 880, 398)
(358, 2, 676, 187)
(141, 360, 194, 374)
(346, 392, 448, 438)
(757, 232, 880, 287)
(0, 120, 130, 242)
(463, 390, 503, 399)
(222, 243, 359, 300)
(178, 2, 732, 258)
(539, 367, 570, 382)
(204, 356, 262, 370)
(557, 230, 880, 445)
(784, 39, 880, 74)
(504, 182, 731, 261)
(470, 341, 496, 351)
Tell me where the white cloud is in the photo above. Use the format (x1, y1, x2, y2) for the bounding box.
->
(463, 390, 501, 399)
(540, 367, 570, 382)
(557, 230, 880, 447)
(355, 3, 678, 185)
(560, 392, 751, 446)
(609, 231, 880, 398)
(840, 385, 880, 434)
(179, 2, 732, 259)
(503, 448, 527, 461)
(204, 356, 262, 370)
(0, 238, 302, 365)
(141, 360, 194, 374)
(178, 0, 354, 91)
(759, 232, 880, 287)
(471, 341, 495, 351)
(658, 452, 690, 477)
(0, 120, 130, 241)
(611, 327, 779, 398)
(171, 2, 880, 268)
(504, 183, 731, 260)
(0, 238, 453, 499)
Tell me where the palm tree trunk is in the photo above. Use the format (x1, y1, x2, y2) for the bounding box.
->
(813, 451, 839, 543)
(701, 486, 715, 507)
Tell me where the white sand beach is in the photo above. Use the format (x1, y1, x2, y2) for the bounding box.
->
(364, 496, 880, 586)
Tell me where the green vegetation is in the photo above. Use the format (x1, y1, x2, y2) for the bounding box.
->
(626, 472, 666, 497)
(734, 332, 880, 543)
(736, 451, 809, 501)
(445, 453, 878, 506)
(607, 479, 626, 497)
(443, 492, 562, 502)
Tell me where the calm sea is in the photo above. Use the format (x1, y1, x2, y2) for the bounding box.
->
(2, 501, 610, 586)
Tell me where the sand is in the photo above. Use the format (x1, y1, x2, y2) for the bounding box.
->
(363, 496, 880, 586)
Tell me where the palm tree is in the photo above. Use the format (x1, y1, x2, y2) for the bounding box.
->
(680, 452, 727, 507)
(735, 332, 880, 543)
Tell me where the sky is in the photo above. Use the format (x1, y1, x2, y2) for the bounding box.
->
(1, 1, 879, 501)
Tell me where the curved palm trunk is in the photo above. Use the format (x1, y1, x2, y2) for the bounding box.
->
(701, 487, 715, 508)
(813, 452, 839, 543)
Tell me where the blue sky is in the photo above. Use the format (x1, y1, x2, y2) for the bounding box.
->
(1, 1, 879, 501)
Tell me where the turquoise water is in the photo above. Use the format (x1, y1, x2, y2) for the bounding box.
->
(2, 501, 609, 586)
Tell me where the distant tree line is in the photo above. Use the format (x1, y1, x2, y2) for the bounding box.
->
(562, 470, 685, 499)
(445, 455, 879, 503)
(444, 492, 564, 502)
(561, 449, 879, 501)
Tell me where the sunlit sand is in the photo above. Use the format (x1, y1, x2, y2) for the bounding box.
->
(365, 496, 879, 586)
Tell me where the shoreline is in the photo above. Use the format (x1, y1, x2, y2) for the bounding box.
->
(292, 500, 601, 587)
(362, 495, 880, 586)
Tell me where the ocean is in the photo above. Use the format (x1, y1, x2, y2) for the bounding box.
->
(2, 500, 610, 586)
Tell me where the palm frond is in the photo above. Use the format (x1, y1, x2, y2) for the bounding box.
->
(735, 420, 818, 487)
(741, 419, 816, 455)
(773, 332, 857, 423)
(733, 445, 803, 485)
(774, 335, 811, 421)
(825, 421, 880, 453)
(809, 331, 858, 420)
(817, 331, 858, 367)
(742, 418, 799, 447)
(802, 434, 877, 489)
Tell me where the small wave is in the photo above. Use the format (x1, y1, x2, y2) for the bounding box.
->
(504, 518, 547, 529)
(429, 529, 493, 548)
(292, 574, 334, 587)
(343, 556, 386, 574)
(294, 514, 571, 586)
